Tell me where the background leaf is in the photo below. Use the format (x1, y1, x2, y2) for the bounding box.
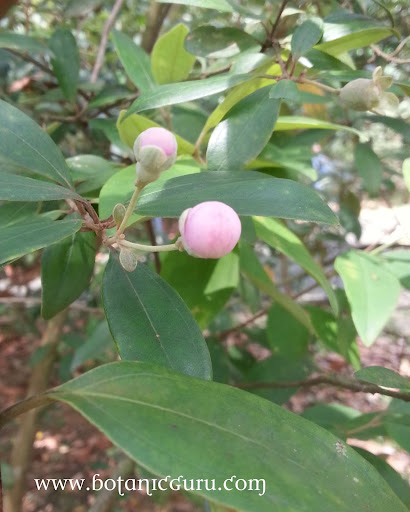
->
(355, 367, 410, 391)
(102, 255, 212, 380)
(354, 143, 382, 196)
(291, 18, 324, 58)
(184, 26, 260, 57)
(49, 28, 80, 102)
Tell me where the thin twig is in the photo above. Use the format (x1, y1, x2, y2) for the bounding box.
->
(90, 0, 125, 83)
(370, 43, 410, 64)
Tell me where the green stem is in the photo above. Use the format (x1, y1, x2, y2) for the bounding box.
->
(116, 185, 144, 237)
(119, 239, 181, 253)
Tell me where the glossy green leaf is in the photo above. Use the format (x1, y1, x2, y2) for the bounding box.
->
(71, 321, 115, 372)
(269, 79, 300, 101)
(207, 87, 280, 170)
(0, 217, 82, 265)
(0, 100, 73, 188)
(274, 116, 366, 140)
(98, 158, 200, 223)
(41, 231, 96, 319)
(0, 32, 50, 53)
(0, 172, 83, 201)
(184, 26, 259, 57)
(0, 202, 39, 228)
(335, 250, 401, 346)
(49, 28, 79, 102)
(151, 24, 196, 85)
(254, 217, 338, 313)
(112, 30, 156, 92)
(317, 13, 400, 56)
(124, 74, 250, 117)
(48, 361, 408, 512)
(267, 303, 309, 360)
(161, 251, 238, 328)
(102, 256, 212, 380)
(156, 0, 233, 11)
(291, 18, 323, 58)
(355, 367, 410, 391)
(354, 143, 382, 196)
(117, 111, 195, 155)
(136, 171, 338, 225)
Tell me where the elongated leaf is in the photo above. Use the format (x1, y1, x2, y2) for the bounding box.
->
(184, 26, 260, 57)
(49, 28, 79, 102)
(0, 217, 82, 265)
(48, 361, 408, 512)
(0, 202, 39, 227)
(354, 143, 382, 196)
(206, 86, 280, 170)
(124, 74, 250, 117)
(291, 18, 323, 58)
(161, 251, 238, 328)
(254, 217, 338, 314)
(317, 13, 400, 56)
(151, 24, 195, 85)
(274, 116, 366, 140)
(355, 367, 410, 391)
(0, 172, 83, 201)
(335, 251, 401, 346)
(136, 172, 337, 225)
(112, 31, 155, 91)
(41, 232, 96, 319)
(102, 255, 212, 380)
(269, 79, 300, 101)
(0, 32, 50, 53)
(116, 111, 195, 155)
(0, 100, 73, 188)
(156, 0, 233, 11)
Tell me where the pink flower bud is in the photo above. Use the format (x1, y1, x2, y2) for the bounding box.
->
(179, 201, 241, 259)
(133, 127, 177, 186)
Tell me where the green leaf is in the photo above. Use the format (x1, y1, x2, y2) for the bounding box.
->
(98, 158, 200, 224)
(66, 155, 120, 195)
(0, 32, 50, 53)
(254, 217, 338, 314)
(267, 304, 309, 360)
(354, 143, 382, 196)
(87, 86, 130, 109)
(385, 400, 410, 453)
(49, 28, 80, 102)
(71, 321, 115, 371)
(382, 250, 410, 289)
(291, 18, 323, 58)
(184, 26, 260, 57)
(151, 24, 196, 85)
(41, 232, 96, 319)
(274, 116, 367, 140)
(0, 202, 39, 228)
(269, 79, 300, 101)
(302, 404, 361, 438)
(124, 74, 250, 117)
(112, 31, 156, 92)
(335, 250, 401, 346)
(403, 158, 410, 192)
(206, 87, 280, 170)
(317, 13, 400, 56)
(136, 171, 338, 225)
(0, 217, 82, 266)
(355, 367, 410, 391)
(156, 0, 234, 11)
(117, 111, 195, 155)
(102, 256, 212, 380)
(0, 172, 83, 201)
(161, 251, 238, 328)
(0, 100, 73, 188)
(48, 361, 408, 512)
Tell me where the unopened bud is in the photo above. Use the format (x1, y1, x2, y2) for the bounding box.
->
(113, 203, 126, 227)
(179, 201, 241, 259)
(119, 248, 138, 272)
(133, 127, 177, 186)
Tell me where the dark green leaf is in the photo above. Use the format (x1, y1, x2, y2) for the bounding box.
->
(49, 28, 80, 102)
(0, 217, 82, 265)
(354, 143, 382, 196)
(48, 361, 408, 512)
(112, 31, 156, 92)
(267, 303, 309, 360)
(0, 100, 73, 188)
(206, 87, 280, 170)
(382, 250, 410, 289)
(355, 367, 410, 391)
(0, 172, 83, 201)
(184, 26, 259, 57)
(0, 201, 39, 227)
(71, 321, 115, 371)
(269, 79, 300, 101)
(124, 74, 250, 117)
(41, 232, 96, 319)
(291, 18, 323, 58)
(102, 255, 212, 380)
(66, 155, 120, 195)
(301, 404, 361, 438)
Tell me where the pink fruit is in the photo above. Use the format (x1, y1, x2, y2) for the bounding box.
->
(179, 201, 242, 259)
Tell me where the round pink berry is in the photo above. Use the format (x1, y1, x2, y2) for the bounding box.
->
(179, 201, 241, 259)
(137, 127, 177, 158)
